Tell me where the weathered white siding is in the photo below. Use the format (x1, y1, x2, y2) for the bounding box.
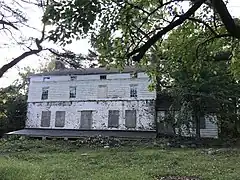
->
(26, 100, 155, 131)
(200, 116, 218, 138)
(157, 111, 218, 138)
(28, 72, 155, 102)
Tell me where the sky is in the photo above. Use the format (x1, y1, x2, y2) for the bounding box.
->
(0, 0, 240, 88)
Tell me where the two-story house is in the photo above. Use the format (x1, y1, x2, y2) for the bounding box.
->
(26, 66, 156, 132)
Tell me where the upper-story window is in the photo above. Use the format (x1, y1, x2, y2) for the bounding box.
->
(43, 76, 50, 81)
(100, 75, 107, 80)
(130, 72, 138, 78)
(98, 85, 107, 98)
(41, 87, 49, 100)
(70, 75, 77, 81)
(69, 86, 76, 98)
(130, 84, 137, 98)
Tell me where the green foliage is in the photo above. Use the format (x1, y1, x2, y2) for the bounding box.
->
(43, 0, 185, 65)
(43, 0, 101, 46)
(158, 22, 240, 137)
(43, 0, 240, 71)
(0, 86, 27, 137)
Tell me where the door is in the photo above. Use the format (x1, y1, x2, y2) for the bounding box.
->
(80, 111, 92, 129)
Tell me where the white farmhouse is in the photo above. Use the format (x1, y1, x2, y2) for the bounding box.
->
(8, 65, 218, 138)
(26, 67, 156, 132)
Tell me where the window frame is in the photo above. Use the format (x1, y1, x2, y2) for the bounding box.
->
(130, 84, 138, 98)
(192, 115, 206, 129)
(70, 75, 77, 81)
(97, 85, 108, 98)
(130, 72, 138, 78)
(43, 76, 50, 81)
(199, 116, 206, 129)
(100, 75, 107, 80)
(41, 87, 49, 100)
(69, 86, 77, 98)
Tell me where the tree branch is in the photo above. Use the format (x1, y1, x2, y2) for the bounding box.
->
(0, 49, 42, 78)
(125, 1, 150, 14)
(187, 17, 217, 36)
(128, 0, 206, 62)
(0, 19, 47, 78)
(137, 0, 179, 36)
(213, 0, 240, 38)
(0, 19, 18, 30)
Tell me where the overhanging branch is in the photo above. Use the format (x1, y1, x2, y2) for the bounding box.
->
(0, 49, 42, 78)
(213, 0, 240, 38)
(0, 19, 18, 30)
(0, 22, 47, 78)
(127, 0, 206, 62)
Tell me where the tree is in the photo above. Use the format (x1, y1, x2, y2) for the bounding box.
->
(0, 0, 48, 78)
(43, 0, 240, 66)
(0, 85, 27, 137)
(0, 0, 91, 78)
(156, 21, 240, 138)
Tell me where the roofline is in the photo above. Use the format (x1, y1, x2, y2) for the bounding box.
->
(30, 67, 145, 77)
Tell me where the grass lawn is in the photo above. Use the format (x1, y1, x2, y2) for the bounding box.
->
(0, 139, 240, 180)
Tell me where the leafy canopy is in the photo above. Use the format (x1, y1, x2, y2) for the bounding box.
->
(43, 0, 240, 69)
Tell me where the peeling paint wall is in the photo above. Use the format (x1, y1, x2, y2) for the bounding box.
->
(26, 100, 155, 131)
(157, 111, 218, 138)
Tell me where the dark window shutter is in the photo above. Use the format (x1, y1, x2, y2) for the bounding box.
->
(108, 110, 119, 128)
(125, 110, 136, 128)
(41, 111, 51, 127)
(55, 111, 65, 127)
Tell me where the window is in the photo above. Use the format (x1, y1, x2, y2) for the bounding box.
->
(41, 111, 51, 127)
(108, 110, 119, 128)
(100, 75, 107, 80)
(125, 110, 136, 128)
(200, 116, 206, 129)
(130, 84, 137, 97)
(193, 116, 206, 129)
(55, 111, 65, 127)
(43, 76, 50, 81)
(98, 85, 107, 98)
(69, 86, 76, 98)
(70, 75, 77, 81)
(130, 72, 138, 78)
(41, 87, 49, 100)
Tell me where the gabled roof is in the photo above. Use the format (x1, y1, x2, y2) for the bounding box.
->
(31, 67, 145, 76)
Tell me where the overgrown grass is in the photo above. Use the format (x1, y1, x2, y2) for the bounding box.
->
(1, 138, 240, 180)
